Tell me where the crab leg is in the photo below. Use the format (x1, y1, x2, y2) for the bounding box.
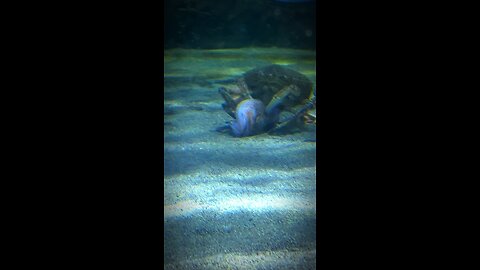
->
(286, 96, 316, 123)
(269, 95, 316, 132)
(218, 87, 239, 119)
(265, 85, 300, 115)
(237, 77, 253, 99)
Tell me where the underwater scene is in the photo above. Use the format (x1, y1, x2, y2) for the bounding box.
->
(164, 0, 316, 269)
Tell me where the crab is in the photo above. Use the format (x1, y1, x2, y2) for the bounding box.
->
(217, 64, 316, 137)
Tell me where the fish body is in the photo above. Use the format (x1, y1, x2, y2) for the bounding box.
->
(231, 99, 267, 137)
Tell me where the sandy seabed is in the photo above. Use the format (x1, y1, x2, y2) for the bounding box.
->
(164, 47, 316, 269)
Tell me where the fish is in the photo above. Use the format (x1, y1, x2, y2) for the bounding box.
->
(231, 99, 267, 137)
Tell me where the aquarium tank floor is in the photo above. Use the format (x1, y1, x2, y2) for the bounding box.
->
(164, 47, 316, 269)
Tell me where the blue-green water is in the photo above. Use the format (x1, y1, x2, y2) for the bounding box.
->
(164, 0, 316, 268)
(164, 48, 316, 269)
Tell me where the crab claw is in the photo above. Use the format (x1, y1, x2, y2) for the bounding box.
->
(231, 99, 266, 137)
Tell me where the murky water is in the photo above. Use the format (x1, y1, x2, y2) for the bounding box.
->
(164, 47, 316, 269)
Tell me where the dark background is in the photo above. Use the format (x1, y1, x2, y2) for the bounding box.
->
(164, 0, 316, 49)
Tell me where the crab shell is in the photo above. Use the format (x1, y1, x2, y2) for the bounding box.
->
(304, 108, 316, 124)
(240, 65, 313, 111)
